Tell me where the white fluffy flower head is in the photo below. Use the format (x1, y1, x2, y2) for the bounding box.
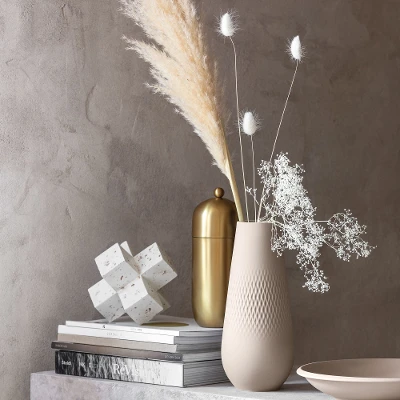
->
(288, 35, 304, 62)
(241, 111, 260, 136)
(219, 12, 238, 37)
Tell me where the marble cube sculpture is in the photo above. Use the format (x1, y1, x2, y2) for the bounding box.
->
(88, 242, 177, 324)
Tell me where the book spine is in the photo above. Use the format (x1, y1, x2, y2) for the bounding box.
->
(64, 320, 222, 337)
(51, 342, 183, 361)
(65, 321, 183, 336)
(55, 351, 183, 387)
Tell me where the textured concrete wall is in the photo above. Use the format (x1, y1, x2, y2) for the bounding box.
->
(0, 0, 399, 399)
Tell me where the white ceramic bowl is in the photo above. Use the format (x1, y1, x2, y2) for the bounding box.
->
(297, 359, 400, 400)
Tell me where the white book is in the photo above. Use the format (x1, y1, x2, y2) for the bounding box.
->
(65, 315, 222, 337)
(58, 325, 222, 345)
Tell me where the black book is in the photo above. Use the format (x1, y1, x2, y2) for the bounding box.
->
(55, 351, 228, 387)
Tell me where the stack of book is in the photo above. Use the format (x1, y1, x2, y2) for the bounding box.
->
(53, 315, 227, 387)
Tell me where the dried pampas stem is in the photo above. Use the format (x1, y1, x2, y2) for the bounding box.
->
(219, 11, 248, 221)
(242, 111, 260, 221)
(250, 136, 256, 221)
(257, 36, 302, 221)
(120, 0, 244, 221)
(230, 36, 249, 221)
(269, 61, 299, 163)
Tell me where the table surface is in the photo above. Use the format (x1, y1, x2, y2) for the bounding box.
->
(31, 371, 332, 400)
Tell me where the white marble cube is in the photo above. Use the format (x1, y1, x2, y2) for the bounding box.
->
(89, 241, 176, 324)
(88, 279, 125, 322)
(157, 291, 171, 312)
(95, 243, 139, 291)
(120, 241, 133, 256)
(133, 243, 177, 291)
(119, 277, 164, 325)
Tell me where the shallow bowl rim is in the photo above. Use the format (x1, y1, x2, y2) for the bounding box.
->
(297, 358, 400, 383)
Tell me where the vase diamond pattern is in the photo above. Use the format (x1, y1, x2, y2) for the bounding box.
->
(222, 222, 294, 392)
(224, 268, 292, 339)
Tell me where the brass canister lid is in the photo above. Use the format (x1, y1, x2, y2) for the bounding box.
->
(192, 188, 238, 238)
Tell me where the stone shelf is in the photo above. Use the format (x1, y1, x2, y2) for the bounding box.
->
(31, 371, 331, 399)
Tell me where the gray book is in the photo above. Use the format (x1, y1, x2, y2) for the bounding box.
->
(55, 351, 228, 387)
(57, 333, 221, 352)
(52, 341, 221, 362)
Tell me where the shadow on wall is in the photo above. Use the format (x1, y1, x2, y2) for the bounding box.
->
(107, 135, 196, 317)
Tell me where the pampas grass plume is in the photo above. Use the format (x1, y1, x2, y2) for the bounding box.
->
(242, 111, 260, 136)
(120, 0, 244, 221)
(219, 12, 237, 37)
(290, 35, 303, 61)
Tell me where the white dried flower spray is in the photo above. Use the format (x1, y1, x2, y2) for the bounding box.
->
(246, 153, 375, 292)
(215, 23, 374, 291)
(242, 111, 260, 221)
(219, 10, 250, 221)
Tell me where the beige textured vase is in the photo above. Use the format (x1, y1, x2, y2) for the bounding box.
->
(222, 222, 293, 391)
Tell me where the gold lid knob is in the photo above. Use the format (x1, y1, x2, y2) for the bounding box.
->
(214, 187, 224, 198)
(192, 188, 238, 238)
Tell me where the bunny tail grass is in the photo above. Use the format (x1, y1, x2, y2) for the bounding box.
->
(120, 0, 244, 221)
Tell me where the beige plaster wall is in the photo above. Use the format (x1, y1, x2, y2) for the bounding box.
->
(0, 1, 399, 398)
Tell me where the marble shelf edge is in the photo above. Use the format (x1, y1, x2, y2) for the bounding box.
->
(30, 371, 331, 400)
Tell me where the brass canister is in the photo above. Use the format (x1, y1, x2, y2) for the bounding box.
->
(192, 188, 238, 328)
